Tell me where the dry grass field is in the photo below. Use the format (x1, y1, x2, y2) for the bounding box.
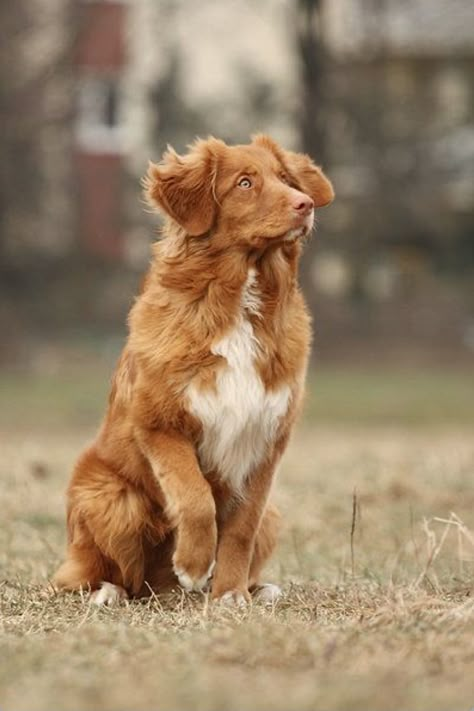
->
(1, 366, 474, 710)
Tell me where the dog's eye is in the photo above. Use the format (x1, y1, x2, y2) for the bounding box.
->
(237, 177, 252, 189)
(279, 172, 291, 185)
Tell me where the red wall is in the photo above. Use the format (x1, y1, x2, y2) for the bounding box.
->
(76, 1, 125, 71)
(76, 152, 123, 259)
(76, 1, 126, 259)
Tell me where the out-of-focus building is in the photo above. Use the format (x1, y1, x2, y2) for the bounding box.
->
(75, 0, 127, 259)
(72, 0, 298, 263)
(0, 0, 77, 264)
(322, 0, 474, 267)
(1, 0, 472, 360)
(7, 0, 473, 267)
(75, 0, 474, 283)
(309, 0, 474, 357)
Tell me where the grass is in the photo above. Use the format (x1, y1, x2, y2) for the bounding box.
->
(306, 368, 474, 425)
(1, 365, 474, 710)
(1, 364, 473, 430)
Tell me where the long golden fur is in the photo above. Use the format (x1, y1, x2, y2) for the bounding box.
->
(54, 134, 334, 605)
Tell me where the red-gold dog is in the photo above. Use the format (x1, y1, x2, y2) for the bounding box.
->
(54, 135, 334, 605)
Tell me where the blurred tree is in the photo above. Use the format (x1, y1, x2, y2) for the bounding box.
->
(149, 47, 206, 156)
(0, 1, 36, 268)
(0, 0, 77, 273)
(296, 0, 327, 164)
(294, 0, 331, 328)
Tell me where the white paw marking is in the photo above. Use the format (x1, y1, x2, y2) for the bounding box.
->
(91, 582, 128, 606)
(217, 590, 249, 607)
(252, 583, 282, 604)
(174, 560, 215, 592)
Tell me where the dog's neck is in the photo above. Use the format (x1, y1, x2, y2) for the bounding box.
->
(141, 223, 302, 338)
(152, 223, 301, 296)
(134, 227, 302, 350)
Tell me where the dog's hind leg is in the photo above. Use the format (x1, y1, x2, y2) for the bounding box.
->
(54, 514, 138, 605)
(54, 542, 104, 592)
(54, 449, 152, 602)
(54, 510, 130, 606)
(54, 537, 129, 605)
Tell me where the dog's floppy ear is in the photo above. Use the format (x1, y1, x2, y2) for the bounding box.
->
(282, 150, 334, 208)
(144, 138, 223, 236)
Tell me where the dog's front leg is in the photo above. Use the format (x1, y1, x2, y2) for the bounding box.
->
(140, 429, 217, 591)
(211, 453, 278, 605)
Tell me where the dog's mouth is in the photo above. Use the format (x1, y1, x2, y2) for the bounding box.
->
(282, 211, 314, 243)
(283, 225, 309, 242)
(252, 211, 314, 249)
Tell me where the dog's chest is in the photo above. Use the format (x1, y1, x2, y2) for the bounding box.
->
(187, 275, 290, 494)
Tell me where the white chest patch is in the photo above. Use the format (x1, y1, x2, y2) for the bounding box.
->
(186, 270, 291, 495)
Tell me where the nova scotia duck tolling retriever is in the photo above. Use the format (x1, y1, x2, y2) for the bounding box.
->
(54, 134, 334, 606)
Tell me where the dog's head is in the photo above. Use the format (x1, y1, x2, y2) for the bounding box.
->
(145, 135, 334, 248)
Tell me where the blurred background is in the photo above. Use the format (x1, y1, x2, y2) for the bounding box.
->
(0, 0, 473, 424)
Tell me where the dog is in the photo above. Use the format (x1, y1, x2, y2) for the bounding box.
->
(54, 134, 334, 605)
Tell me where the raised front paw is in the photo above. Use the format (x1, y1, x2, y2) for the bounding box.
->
(174, 558, 215, 592)
(172, 520, 217, 592)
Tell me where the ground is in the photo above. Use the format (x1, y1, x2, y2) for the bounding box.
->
(1, 366, 474, 711)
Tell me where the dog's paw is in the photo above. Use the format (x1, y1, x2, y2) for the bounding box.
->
(214, 589, 250, 607)
(251, 583, 282, 605)
(172, 517, 217, 592)
(91, 582, 128, 606)
(173, 559, 215, 592)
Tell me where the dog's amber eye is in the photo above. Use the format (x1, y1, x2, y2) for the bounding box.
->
(279, 172, 291, 185)
(237, 177, 252, 189)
